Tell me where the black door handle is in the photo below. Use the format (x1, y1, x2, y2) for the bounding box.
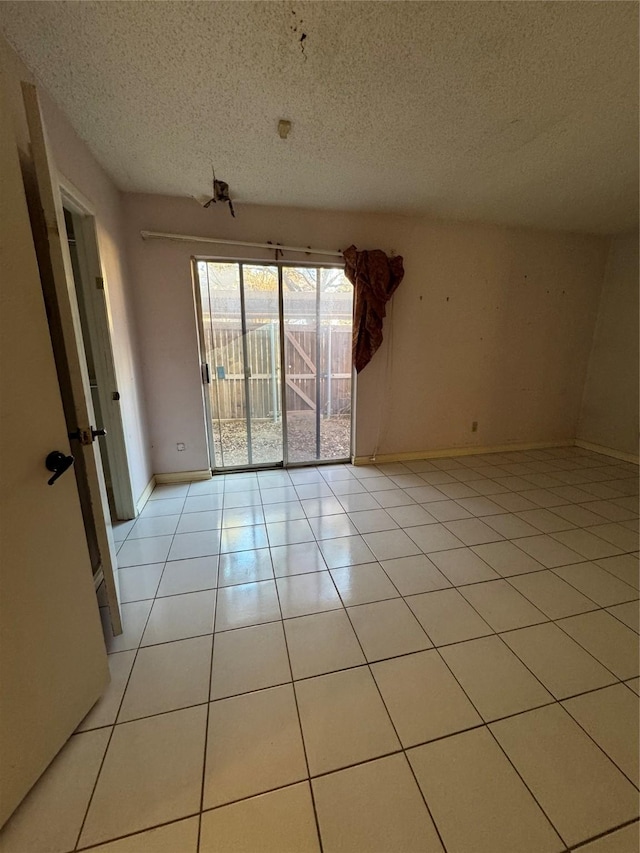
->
(45, 451, 75, 485)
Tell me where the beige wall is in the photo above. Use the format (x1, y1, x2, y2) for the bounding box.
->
(577, 233, 639, 457)
(1, 36, 152, 502)
(123, 193, 609, 473)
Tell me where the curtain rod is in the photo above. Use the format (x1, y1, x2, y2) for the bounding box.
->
(140, 230, 343, 258)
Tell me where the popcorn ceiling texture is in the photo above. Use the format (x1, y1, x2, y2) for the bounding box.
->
(0, 1, 637, 234)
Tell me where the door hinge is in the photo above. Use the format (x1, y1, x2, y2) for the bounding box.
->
(95, 276, 104, 290)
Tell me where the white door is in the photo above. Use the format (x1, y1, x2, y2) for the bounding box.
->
(0, 80, 109, 827)
(22, 82, 122, 635)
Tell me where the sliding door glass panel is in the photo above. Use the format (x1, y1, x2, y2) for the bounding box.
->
(199, 262, 249, 467)
(282, 266, 353, 463)
(242, 264, 282, 465)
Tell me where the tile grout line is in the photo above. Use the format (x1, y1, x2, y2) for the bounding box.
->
(270, 544, 325, 853)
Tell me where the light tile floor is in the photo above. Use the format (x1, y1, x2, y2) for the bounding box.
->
(2, 447, 639, 852)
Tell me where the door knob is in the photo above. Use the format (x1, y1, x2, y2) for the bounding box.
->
(45, 451, 75, 485)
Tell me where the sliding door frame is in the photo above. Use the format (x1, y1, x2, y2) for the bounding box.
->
(192, 256, 355, 472)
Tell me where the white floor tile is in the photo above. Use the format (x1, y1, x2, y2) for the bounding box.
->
(276, 571, 342, 618)
(140, 498, 186, 518)
(119, 635, 211, 721)
(562, 684, 639, 785)
(80, 706, 206, 847)
(117, 563, 164, 602)
(595, 554, 639, 589)
(82, 817, 199, 852)
(221, 505, 265, 528)
(156, 555, 218, 596)
(515, 508, 575, 533)
(575, 823, 639, 853)
(217, 548, 273, 586)
(405, 523, 464, 553)
(295, 667, 400, 775)
(443, 517, 504, 546)
(513, 534, 584, 568)
(210, 621, 291, 699)
(471, 540, 546, 576)
(501, 622, 617, 699)
(508, 569, 597, 618)
(262, 500, 306, 522)
(204, 684, 307, 808)
(200, 783, 320, 853)
(141, 590, 216, 646)
(551, 529, 623, 560)
(270, 542, 327, 576)
(149, 483, 190, 500)
(348, 509, 399, 534)
(459, 579, 547, 632)
(215, 580, 281, 631)
(554, 562, 637, 606)
(381, 554, 452, 595)
(182, 494, 222, 513)
(220, 523, 268, 553)
(607, 600, 640, 633)
(441, 635, 553, 721)
(77, 651, 136, 732)
(318, 535, 376, 568)
(348, 598, 432, 661)
(557, 611, 639, 680)
(330, 562, 399, 605)
(117, 535, 173, 568)
(455, 496, 505, 516)
(424, 500, 473, 521)
(168, 530, 220, 561)
(0, 729, 110, 853)
(312, 754, 443, 853)
(588, 522, 639, 552)
(266, 518, 314, 547)
(408, 727, 563, 853)
(336, 491, 379, 511)
(128, 514, 180, 539)
(491, 705, 639, 847)
(406, 588, 493, 646)
(284, 609, 365, 679)
(175, 509, 223, 533)
(428, 547, 499, 585)
(372, 649, 481, 745)
(301, 496, 346, 517)
(100, 600, 152, 653)
(308, 513, 358, 539)
(362, 528, 423, 560)
(480, 512, 541, 539)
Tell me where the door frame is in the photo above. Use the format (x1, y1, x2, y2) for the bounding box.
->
(59, 177, 136, 520)
(192, 256, 356, 472)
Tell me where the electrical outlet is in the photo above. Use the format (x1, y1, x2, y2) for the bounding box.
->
(177, 442, 186, 451)
(471, 421, 478, 433)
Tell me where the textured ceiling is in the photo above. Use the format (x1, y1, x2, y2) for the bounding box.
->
(1, 1, 638, 233)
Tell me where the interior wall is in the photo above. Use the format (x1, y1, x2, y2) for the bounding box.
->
(123, 193, 609, 474)
(577, 233, 639, 457)
(1, 36, 152, 504)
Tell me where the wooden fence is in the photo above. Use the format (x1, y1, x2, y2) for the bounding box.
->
(203, 320, 352, 421)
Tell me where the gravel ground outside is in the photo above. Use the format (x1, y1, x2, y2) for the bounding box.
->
(212, 414, 351, 467)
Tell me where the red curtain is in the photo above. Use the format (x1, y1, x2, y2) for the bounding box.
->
(343, 244, 405, 373)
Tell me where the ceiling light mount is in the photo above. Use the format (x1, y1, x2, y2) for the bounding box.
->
(278, 119, 292, 140)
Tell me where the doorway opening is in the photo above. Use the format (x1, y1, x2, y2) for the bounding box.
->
(60, 197, 135, 522)
(194, 260, 354, 471)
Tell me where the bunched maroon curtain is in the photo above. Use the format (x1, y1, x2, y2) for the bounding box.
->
(343, 244, 405, 373)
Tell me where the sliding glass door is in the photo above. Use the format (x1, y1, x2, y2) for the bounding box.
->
(195, 260, 353, 471)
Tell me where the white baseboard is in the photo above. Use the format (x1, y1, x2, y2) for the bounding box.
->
(353, 440, 573, 466)
(136, 476, 156, 513)
(155, 469, 212, 484)
(574, 440, 639, 465)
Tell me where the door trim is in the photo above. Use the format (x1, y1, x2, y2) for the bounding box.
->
(59, 177, 136, 520)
